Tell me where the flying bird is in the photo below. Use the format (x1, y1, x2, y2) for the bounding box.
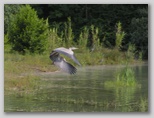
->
(49, 47, 81, 74)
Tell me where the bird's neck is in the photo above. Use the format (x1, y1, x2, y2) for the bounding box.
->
(68, 48, 74, 55)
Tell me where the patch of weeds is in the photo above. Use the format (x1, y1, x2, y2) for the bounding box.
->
(104, 65, 141, 88)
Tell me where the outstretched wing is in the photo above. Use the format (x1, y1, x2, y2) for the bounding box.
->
(49, 51, 59, 61)
(53, 47, 81, 66)
(50, 51, 77, 74)
(71, 55, 81, 66)
(53, 47, 73, 58)
(58, 59, 77, 74)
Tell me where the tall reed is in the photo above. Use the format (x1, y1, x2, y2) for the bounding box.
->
(38, 18, 137, 65)
(115, 65, 137, 86)
(104, 65, 141, 87)
(115, 22, 126, 49)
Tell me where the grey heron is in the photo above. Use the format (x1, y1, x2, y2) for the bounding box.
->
(49, 47, 81, 74)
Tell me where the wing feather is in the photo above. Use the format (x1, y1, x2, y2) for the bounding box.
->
(60, 60, 77, 74)
(53, 47, 81, 66)
(50, 51, 77, 74)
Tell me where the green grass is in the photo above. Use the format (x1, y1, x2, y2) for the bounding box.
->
(4, 48, 143, 96)
(4, 48, 142, 95)
(139, 97, 148, 112)
(104, 65, 141, 88)
(4, 53, 147, 112)
(4, 51, 142, 94)
(75, 47, 139, 66)
(4, 53, 57, 95)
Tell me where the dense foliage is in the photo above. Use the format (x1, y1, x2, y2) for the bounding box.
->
(31, 4, 148, 59)
(4, 4, 22, 34)
(7, 5, 49, 54)
(4, 4, 148, 59)
(130, 8, 148, 58)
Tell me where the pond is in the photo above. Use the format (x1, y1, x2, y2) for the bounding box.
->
(4, 64, 148, 112)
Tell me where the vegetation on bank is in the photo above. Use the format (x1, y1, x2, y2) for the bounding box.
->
(104, 65, 141, 88)
(4, 4, 147, 60)
(4, 5, 144, 93)
(4, 5, 144, 66)
(4, 5, 148, 112)
(4, 53, 57, 95)
(4, 53, 147, 112)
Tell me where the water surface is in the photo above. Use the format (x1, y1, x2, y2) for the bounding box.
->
(4, 64, 148, 112)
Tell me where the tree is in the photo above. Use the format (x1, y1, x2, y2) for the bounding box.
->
(130, 8, 148, 59)
(8, 5, 49, 54)
(30, 4, 148, 58)
(4, 4, 22, 34)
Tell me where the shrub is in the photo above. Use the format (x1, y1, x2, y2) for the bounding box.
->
(63, 17, 74, 47)
(78, 26, 88, 49)
(115, 22, 126, 49)
(4, 4, 22, 34)
(126, 43, 136, 60)
(8, 5, 49, 54)
(47, 28, 63, 52)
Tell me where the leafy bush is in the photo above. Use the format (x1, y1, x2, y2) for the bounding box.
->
(8, 5, 49, 54)
(47, 28, 63, 52)
(4, 4, 22, 34)
(63, 17, 74, 47)
(126, 43, 136, 60)
(115, 22, 126, 49)
(78, 26, 88, 49)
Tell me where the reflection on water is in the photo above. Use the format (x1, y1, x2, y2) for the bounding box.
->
(4, 64, 148, 112)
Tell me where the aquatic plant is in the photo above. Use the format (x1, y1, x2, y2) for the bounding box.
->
(139, 97, 148, 112)
(116, 66, 136, 86)
(105, 65, 141, 87)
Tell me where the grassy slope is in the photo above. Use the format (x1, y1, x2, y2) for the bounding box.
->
(4, 53, 57, 94)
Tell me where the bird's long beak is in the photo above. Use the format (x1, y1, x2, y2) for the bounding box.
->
(73, 47, 78, 50)
(69, 47, 78, 50)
